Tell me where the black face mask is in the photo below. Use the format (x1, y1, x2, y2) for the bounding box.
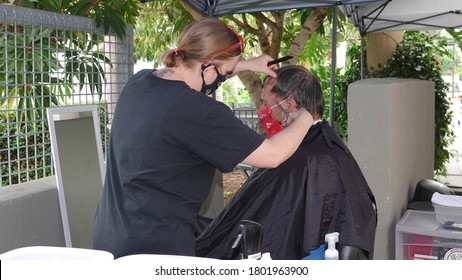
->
(200, 64, 227, 95)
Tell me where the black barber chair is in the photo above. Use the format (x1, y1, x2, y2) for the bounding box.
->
(338, 245, 369, 260)
(408, 179, 455, 211)
(232, 220, 263, 260)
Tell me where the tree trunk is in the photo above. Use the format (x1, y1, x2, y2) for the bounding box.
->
(287, 8, 328, 63)
(238, 71, 265, 108)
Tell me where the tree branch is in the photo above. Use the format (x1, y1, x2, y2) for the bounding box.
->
(227, 15, 259, 36)
(179, 0, 204, 21)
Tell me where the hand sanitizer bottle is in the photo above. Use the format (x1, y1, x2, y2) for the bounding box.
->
(324, 232, 339, 260)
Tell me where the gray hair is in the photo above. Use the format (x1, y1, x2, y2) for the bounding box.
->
(268, 65, 325, 119)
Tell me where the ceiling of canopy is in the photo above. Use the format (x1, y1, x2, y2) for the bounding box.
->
(342, 0, 462, 34)
(181, 0, 380, 17)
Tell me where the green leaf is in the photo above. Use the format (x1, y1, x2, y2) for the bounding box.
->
(67, 0, 90, 17)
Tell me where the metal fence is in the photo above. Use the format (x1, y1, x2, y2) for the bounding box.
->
(232, 106, 259, 132)
(0, 5, 133, 186)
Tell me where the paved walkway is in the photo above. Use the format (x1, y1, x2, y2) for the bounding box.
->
(436, 96, 462, 188)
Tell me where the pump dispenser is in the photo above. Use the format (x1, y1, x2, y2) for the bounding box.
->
(324, 232, 339, 260)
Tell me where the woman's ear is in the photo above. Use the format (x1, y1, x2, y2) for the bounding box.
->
(201, 64, 216, 76)
(202, 64, 213, 74)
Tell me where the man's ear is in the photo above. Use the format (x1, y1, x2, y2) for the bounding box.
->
(286, 96, 298, 113)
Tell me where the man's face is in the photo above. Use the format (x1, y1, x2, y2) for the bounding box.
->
(260, 78, 293, 126)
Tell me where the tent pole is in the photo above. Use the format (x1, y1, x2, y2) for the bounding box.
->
(360, 34, 365, 79)
(329, 6, 338, 126)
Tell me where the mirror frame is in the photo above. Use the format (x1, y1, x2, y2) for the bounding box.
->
(47, 105, 105, 248)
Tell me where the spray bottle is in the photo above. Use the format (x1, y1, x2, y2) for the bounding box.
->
(324, 232, 339, 260)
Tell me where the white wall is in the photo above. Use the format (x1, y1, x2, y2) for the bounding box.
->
(348, 78, 435, 259)
(0, 177, 65, 254)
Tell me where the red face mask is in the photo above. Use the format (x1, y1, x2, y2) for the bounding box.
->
(257, 105, 283, 137)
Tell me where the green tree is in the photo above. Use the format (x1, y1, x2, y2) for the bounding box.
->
(1, 0, 139, 120)
(133, 0, 192, 64)
(2, 0, 140, 40)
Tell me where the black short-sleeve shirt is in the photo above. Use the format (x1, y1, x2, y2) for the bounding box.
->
(93, 69, 264, 258)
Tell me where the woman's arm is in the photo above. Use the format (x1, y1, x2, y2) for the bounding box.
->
(233, 55, 278, 78)
(242, 108, 313, 168)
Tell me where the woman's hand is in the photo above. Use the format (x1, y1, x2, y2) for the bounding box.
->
(234, 54, 277, 78)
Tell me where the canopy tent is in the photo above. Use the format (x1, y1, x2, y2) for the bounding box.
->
(343, 0, 462, 35)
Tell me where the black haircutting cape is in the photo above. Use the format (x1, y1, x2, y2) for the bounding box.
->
(196, 121, 377, 260)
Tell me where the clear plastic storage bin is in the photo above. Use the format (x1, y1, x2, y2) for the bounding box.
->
(433, 204, 462, 227)
(395, 210, 462, 260)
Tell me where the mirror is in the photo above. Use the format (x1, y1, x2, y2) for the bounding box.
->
(47, 105, 105, 248)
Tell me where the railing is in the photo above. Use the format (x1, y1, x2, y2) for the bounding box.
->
(231, 105, 259, 132)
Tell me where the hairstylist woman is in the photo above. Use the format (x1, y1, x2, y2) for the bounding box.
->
(93, 18, 313, 258)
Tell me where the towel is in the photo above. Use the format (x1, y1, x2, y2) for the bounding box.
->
(431, 192, 462, 208)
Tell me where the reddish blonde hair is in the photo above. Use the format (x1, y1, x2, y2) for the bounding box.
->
(162, 18, 243, 68)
